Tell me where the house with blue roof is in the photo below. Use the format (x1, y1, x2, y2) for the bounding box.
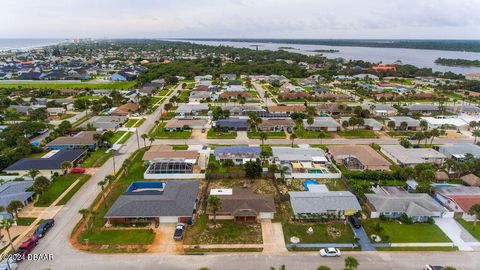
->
(0, 180, 34, 208)
(214, 118, 250, 131)
(214, 146, 261, 164)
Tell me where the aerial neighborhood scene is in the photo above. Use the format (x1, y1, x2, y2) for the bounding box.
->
(1, 1, 480, 270)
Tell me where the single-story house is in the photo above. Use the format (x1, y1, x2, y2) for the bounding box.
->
(339, 117, 384, 131)
(142, 145, 205, 179)
(289, 185, 361, 219)
(222, 105, 267, 117)
(214, 118, 250, 131)
(267, 105, 306, 117)
(366, 187, 449, 222)
(328, 145, 391, 171)
(403, 104, 441, 115)
(175, 103, 209, 116)
(111, 103, 139, 117)
(46, 107, 66, 116)
(361, 104, 397, 117)
(80, 116, 127, 131)
(3, 149, 87, 178)
(46, 131, 100, 151)
(380, 145, 446, 166)
(214, 146, 261, 164)
(257, 118, 295, 132)
(220, 74, 237, 81)
(435, 185, 480, 220)
(435, 143, 480, 162)
(209, 188, 275, 223)
(0, 181, 35, 208)
(219, 91, 252, 100)
(303, 117, 341, 132)
(105, 180, 199, 224)
(189, 91, 212, 102)
(164, 118, 208, 131)
(387, 116, 420, 130)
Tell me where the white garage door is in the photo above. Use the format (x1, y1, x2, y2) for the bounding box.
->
(259, 212, 274, 219)
(159, 216, 179, 223)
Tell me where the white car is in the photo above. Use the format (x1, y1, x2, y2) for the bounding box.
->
(319, 248, 341, 257)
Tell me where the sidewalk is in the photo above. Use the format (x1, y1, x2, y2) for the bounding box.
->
(434, 218, 479, 251)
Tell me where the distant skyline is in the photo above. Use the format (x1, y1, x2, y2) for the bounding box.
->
(2, 0, 480, 39)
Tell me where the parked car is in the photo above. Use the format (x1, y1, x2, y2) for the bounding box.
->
(15, 237, 38, 261)
(70, 167, 86, 174)
(424, 265, 445, 270)
(173, 223, 186, 241)
(348, 216, 361, 228)
(319, 247, 341, 257)
(33, 219, 55, 238)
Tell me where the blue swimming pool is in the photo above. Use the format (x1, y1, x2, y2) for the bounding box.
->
(431, 183, 456, 189)
(303, 179, 318, 191)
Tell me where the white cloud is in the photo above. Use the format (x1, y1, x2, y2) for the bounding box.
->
(1, 0, 479, 38)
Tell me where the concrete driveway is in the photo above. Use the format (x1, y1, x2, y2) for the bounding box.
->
(350, 222, 376, 251)
(261, 220, 287, 253)
(434, 218, 480, 251)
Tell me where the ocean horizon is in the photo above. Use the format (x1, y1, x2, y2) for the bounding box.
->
(0, 38, 66, 51)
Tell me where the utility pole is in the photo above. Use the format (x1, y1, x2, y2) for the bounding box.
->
(135, 128, 140, 150)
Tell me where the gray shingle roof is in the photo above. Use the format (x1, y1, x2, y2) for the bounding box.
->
(272, 147, 326, 162)
(365, 193, 445, 216)
(0, 181, 34, 207)
(105, 180, 199, 218)
(289, 191, 361, 214)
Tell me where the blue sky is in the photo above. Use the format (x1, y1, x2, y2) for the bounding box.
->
(1, 0, 480, 39)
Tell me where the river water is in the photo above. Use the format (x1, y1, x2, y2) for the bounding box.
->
(183, 40, 480, 75)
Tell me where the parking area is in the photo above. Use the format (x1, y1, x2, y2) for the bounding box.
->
(147, 224, 184, 254)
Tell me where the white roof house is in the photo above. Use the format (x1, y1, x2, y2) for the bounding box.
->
(303, 117, 341, 131)
(435, 143, 480, 161)
(388, 116, 420, 130)
(339, 117, 384, 131)
(289, 190, 361, 218)
(380, 145, 446, 166)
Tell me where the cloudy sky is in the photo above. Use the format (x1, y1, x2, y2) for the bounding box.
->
(1, 0, 480, 39)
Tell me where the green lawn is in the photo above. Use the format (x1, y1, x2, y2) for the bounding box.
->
(456, 219, 480, 241)
(117, 132, 133, 144)
(362, 219, 451, 243)
(83, 148, 112, 168)
(160, 112, 175, 120)
(294, 128, 333, 139)
(124, 119, 139, 128)
(247, 131, 286, 139)
(158, 89, 170, 96)
(57, 175, 91, 205)
(15, 217, 37, 226)
(282, 222, 356, 244)
(171, 144, 189, 150)
(338, 130, 378, 138)
(35, 174, 81, 207)
(177, 90, 190, 102)
(79, 229, 154, 245)
(376, 246, 458, 251)
(0, 81, 135, 90)
(59, 113, 76, 120)
(108, 131, 127, 144)
(150, 123, 191, 139)
(76, 95, 103, 100)
(207, 129, 237, 139)
(387, 131, 415, 137)
(133, 118, 146, 127)
(184, 215, 262, 245)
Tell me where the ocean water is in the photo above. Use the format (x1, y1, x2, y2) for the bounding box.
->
(0, 38, 66, 51)
(182, 40, 480, 74)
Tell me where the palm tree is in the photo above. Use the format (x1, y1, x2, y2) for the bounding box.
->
(290, 133, 297, 147)
(259, 132, 268, 146)
(270, 265, 286, 270)
(207, 195, 222, 224)
(141, 134, 148, 147)
(317, 266, 331, 270)
(79, 208, 90, 221)
(420, 119, 428, 131)
(98, 181, 108, 208)
(6, 200, 24, 219)
(105, 174, 115, 184)
(468, 204, 480, 227)
(344, 256, 359, 270)
(61, 161, 73, 173)
(277, 165, 289, 184)
(318, 131, 326, 145)
(123, 159, 132, 174)
(387, 120, 396, 130)
(0, 219, 15, 252)
(473, 130, 480, 144)
(26, 169, 40, 181)
(148, 136, 155, 147)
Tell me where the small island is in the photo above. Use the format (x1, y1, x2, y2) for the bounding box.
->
(278, 46, 298, 50)
(311, 49, 339, 53)
(435, 57, 480, 67)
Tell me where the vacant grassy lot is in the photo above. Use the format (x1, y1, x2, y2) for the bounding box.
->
(294, 127, 333, 139)
(16, 217, 37, 226)
(457, 219, 480, 241)
(0, 81, 135, 90)
(124, 119, 139, 128)
(184, 215, 262, 245)
(207, 129, 237, 139)
(338, 130, 377, 138)
(79, 229, 154, 245)
(133, 118, 146, 127)
(158, 89, 170, 96)
(362, 219, 451, 243)
(150, 123, 191, 139)
(83, 148, 112, 168)
(107, 131, 126, 144)
(177, 90, 190, 102)
(247, 131, 286, 139)
(282, 222, 356, 244)
(57, 175, 91, 205)
(35, 174, 81, 207)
